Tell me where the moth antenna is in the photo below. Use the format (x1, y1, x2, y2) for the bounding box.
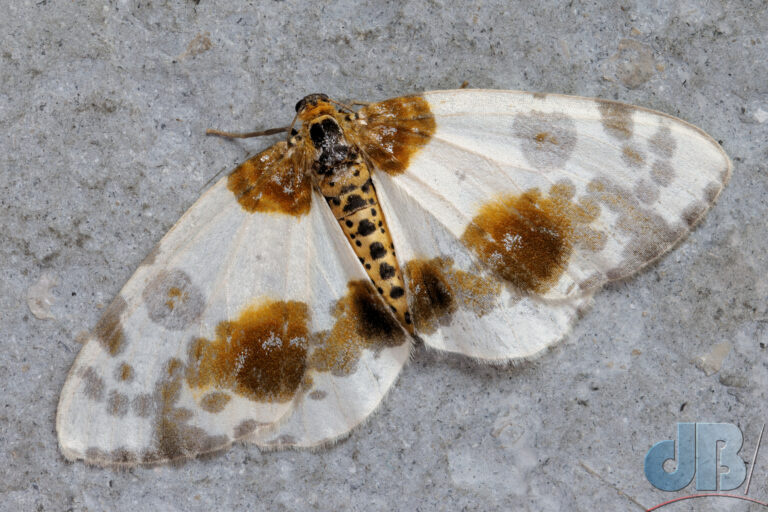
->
(200, 165, 229, 191)
(203, 125, 292, 191)
(206, 126, 290, 139)
(328, 98, 358, 113)
(285, 111, 300, 141)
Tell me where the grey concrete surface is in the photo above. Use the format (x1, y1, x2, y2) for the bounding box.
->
(2, 1, 766, 510)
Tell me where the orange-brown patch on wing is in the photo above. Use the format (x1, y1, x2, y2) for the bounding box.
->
(117, 363, 134, 382)
(310, 280, 406, 376)
(462, 185, 600, 294)
(165, 287, 183, 311)
(186, 301, 310, 403)
(405, 257, 501, 334)
(534, 131, 558, 146)
(93, 295, 127, 356)
(352, 95, 436, 175)
(622, 145, 645, 167)
(200, 391, 231, 414)
(550, 183, 606, 254)
(227, 141, 311, 216)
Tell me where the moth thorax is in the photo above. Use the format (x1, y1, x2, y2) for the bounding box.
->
(309, 116, 352, 175)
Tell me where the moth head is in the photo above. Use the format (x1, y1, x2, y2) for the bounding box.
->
(295, 93, 330, 113)
(295, 93, 337, 123)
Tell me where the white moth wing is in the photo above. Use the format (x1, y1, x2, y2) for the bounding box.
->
(57, 165, 409, 464)
(385, 89, 731, 300)
(373, 170, 593, 360)
(246, 196, 411, 449)
(245, 348, 409, 449)
(57, 177, 306, 465)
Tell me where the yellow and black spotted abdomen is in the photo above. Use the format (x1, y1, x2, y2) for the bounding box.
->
(316, 158, 413, 332)
(305, 112, 413, 332)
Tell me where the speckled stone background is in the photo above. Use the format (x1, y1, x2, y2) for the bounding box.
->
(2, 1, 767, 511)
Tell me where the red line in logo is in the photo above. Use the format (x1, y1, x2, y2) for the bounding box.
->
(646, 493, 768, 511)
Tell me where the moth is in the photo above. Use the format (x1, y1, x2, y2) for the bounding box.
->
(57, 89, 731, 466)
